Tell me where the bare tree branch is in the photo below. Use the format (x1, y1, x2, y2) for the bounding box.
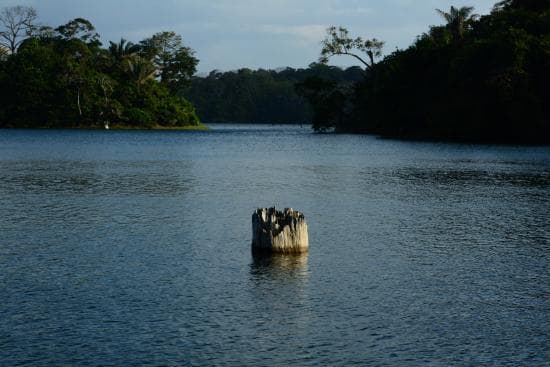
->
(0, 6, 38, 54)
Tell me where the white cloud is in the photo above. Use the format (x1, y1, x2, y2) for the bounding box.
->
(259, 24, 327, 42)
(0, 0, 498, 72)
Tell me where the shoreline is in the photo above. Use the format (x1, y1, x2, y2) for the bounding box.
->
(0, 124, 210, 131)
(113, 124, 210, 131)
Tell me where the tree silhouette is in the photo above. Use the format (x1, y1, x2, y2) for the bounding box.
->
(0, 6, 37, 53)
(108, 38, 140, 61)
(436, 6, 478, 44)
(320, 26, 383, 70)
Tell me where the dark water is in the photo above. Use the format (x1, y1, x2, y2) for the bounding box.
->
(1, 125, 549, 366)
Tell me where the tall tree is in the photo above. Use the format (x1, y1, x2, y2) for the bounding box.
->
(108, 38, 140, 61)
(320, 26, 384, 70)
(60, 39, 93, 117)
(55, 18, 100, 46)
(139, 31, 198, 92)
(108, 38, 142, 78)
(126, 56, 156, 89)
(435, 6, 478, 44)
(0, 6, 37, 54)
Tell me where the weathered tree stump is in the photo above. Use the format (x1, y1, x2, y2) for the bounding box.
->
(251, 207, 309, 254)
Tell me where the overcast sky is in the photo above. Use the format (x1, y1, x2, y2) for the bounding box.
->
(1, 0, 497, 72)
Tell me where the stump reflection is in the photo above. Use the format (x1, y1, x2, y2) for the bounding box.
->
(250, 252, 309, 282)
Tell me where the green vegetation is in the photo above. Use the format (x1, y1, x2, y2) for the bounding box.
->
(182, 64, 364, 124)
(301, 0, 550, 143)
(0, 7, 201, 129)
(1, 1, 547, 143)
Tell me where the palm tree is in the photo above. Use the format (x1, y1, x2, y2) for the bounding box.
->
(125, 56, 156, 89)
(108, 38, 151, 85)
(436, 6, 478, 44)
(108, 38, 140, 61)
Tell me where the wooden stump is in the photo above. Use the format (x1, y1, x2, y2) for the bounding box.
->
(251, 207, 309, 254)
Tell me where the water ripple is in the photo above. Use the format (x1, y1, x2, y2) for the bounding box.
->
(0, 127, 549, 366)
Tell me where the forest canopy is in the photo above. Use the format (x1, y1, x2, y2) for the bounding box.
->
(300, 0, 550, 142)
(182, 64, 365, 124)
(0, 7, 201, 129)
(186, 0, 549, 143)
(0, 1, 548, 144)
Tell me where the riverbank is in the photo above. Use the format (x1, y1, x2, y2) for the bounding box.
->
(0, 123, 210, 131)
(110, 123, 209, 131)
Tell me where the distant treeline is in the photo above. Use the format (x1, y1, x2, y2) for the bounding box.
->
(0, 8, 201, 129)
(302, 0, 550, 143)
(185, 0, 548, 143)
(182, 64, 364, 124)
(1, 1, 548, 143)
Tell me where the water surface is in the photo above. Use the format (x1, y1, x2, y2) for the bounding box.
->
(1, 125, 549, 366)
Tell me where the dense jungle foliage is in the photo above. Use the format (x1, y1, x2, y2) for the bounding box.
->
(1, 0, 548, 143)
(182, 64, 364, 124)
(302, 0, 550, 143)
(0, 9, 201, 128)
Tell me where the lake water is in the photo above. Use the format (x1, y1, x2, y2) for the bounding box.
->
(1, 125, 549, 366)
